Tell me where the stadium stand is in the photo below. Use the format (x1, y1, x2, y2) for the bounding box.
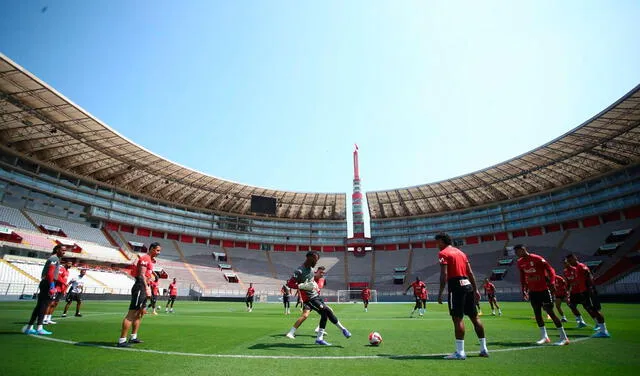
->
(346, 252, 372, 284)
(374, 249, 410, 287)
(24, 210, 112, 247)
(0, 205, 37, 230)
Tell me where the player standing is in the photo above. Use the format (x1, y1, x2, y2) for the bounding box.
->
(165, 278, 178, 313)
(148, 275, 160, 315)
(43, 260, 70, 324)
(404, 277, 426, 317)
(553, 275, 569, 322)
(286, 252, 350, 346)
(564, 254, 610, 338)
(483, 278, 502, 316)
(63, 268, 86, 317)
(436, 233, 489, 359)
(285, 266, 327, 338)
(514, 245, 569, 346)
(361, 286, 371, 312)
(24, 245, 66, 335)
(117, 243, 161, 347)
(245, 283, 255, 312)
(281, 283, 291, 315)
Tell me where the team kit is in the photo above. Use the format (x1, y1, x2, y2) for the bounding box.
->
(23, 234, 609, 358)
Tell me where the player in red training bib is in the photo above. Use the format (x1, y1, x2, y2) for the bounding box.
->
(43, 260, 71, 325)
(436, 233, 488, 360)
(286, 265, 329, 338)
(117, 242, 161, 347)
(245, 283, 255, 312)
(404, 277, 427, 317)
(483, 278, 502, 316)
(553, 275, 569, 322)
(565, 254, 610, 338)
(515, 245, 569, 346)
(361, 287, 371, 312)
(165, 278, 178, 313)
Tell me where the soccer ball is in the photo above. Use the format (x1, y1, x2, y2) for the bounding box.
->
(368, 331, 382, 346)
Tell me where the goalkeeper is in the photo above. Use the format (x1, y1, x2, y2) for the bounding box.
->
(284, 252, 351, 346)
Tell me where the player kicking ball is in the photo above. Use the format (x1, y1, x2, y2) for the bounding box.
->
(287, 252, 351, 346)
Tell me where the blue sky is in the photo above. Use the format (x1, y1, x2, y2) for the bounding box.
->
(1, 1, 640, 232)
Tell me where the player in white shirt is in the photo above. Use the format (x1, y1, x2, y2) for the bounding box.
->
(62, 269, 86, 317)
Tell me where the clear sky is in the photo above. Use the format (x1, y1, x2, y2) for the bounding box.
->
(1, 1, 639, 234)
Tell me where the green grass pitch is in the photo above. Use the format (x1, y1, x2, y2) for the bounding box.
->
(1, 300, 639, 375)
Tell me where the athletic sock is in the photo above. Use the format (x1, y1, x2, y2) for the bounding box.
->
(317, 329, 325, 341)
(455, 340, 465, 354)
(599, 323, 608, 332)
(118, 337, 127, 344)
(558, 327, 568, 340)
(336, 321, 346, 331)
(37, 325, 43, 331)
(130, 333, 137, 340)
(479, 338, 488, 352)
(27, 325, 34, 331)
(539, 326, 548, 338)
(287, 327, 296, 336)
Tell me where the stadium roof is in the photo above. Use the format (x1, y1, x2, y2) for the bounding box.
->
(367, 83, 640, 220)
(0, 54, 346, 221)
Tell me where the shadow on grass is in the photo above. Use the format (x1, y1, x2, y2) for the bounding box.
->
(381, 354, 449, 360)
(249, 342, 344, 350)
(269, 334, 317, 339)
(74, 341, 120, 348)
(0, 331, 27, 336)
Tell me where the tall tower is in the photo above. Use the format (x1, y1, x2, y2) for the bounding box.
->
(352, 144, 365, 238)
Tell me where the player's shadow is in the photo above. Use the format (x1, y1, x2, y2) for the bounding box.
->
(382, 354, 447, 360)
(74, 341, 121, 348)
(269, 334, 316, 339)
(0, 331, 27, 336)
(490, 341, 539, 347)
(249, 343, 344, 350)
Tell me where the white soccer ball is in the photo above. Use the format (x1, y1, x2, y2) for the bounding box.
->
(369, 331, 382, 346)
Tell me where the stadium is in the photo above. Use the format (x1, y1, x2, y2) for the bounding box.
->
(1, 52, 640, 374)
(2, 4, 640, 374)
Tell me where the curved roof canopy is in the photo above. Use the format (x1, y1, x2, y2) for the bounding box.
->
(0, 54, 346, 220)
(367, 84, 640, 219)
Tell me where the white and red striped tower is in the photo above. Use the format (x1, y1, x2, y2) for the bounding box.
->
(352, 144, 365, 238)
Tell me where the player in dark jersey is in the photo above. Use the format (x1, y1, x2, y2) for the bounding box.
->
(286, 252, 350, 346)
(404, 277, 427, 317)
(117, 243, 161, 347)
(245, 283, 255, 312)
(436, 233, 488, 360)
(565, 253, 610, 338)
(361, 287, 371, 312)
(483, 278, 502, 316)
(286, 266, 327, 338)
(165, 278, 178, 313)
(24, 245, 66, 335)
(281, 284, 291, 315)
(515, 245, 569, 346)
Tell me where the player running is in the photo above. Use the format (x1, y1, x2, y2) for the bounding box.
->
(436, 233, 489, 359)
(62, 268, 86, 317)
(553, 275, 569, 322)
(404, 277, 427, 317)
(281, 283, 291, 315)
(514, 245, 569, 346)
(483, 278, 502, 316)
(165, 278, 178, 313)
(285, 266, 327, 338)
(117, 243, 161, 347)
(286, 252, 351, 346)
(564, 253, 610, 338)
(24, 245, 66, 335)
(245, 283, 255, 312)
(361, 286, 371, 312)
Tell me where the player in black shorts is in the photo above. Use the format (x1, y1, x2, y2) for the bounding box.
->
(281, 284, 291, 315)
